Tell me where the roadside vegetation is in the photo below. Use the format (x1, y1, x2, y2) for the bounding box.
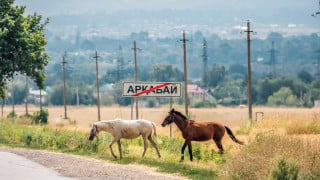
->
(1, 111, 320, 180)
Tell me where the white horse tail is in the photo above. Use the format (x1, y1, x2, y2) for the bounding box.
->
(151, 122, 162, 144)
(151, 122, 157, 137)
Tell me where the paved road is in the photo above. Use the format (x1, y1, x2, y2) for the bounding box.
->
(0, 152, 74, 180)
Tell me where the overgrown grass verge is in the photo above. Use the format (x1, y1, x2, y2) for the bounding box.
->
(2, 116, 319, 180)
(231, 117, 320, 180)
(0, 119, 220, 179)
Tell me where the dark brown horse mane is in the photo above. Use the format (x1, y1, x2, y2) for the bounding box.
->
(173, 110, 188, 120)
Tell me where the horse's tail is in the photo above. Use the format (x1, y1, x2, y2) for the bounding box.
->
(224, 126, 245, 145)
(151, 122, 158, 138)
(151, 122, 162, 144)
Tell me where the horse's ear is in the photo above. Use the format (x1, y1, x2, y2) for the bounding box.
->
(169, 108, 175, 114)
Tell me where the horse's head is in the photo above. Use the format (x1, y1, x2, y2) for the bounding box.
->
(161, 108, 175, 127)
(88, 124, 99, 140)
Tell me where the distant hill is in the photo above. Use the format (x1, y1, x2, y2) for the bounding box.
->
(46, 8, 319, 39)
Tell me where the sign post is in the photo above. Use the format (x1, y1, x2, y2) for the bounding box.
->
(123, 82, 181, 138)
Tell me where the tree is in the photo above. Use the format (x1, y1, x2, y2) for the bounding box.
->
(0, 0, 49, 98)
(111, 82, 131, 106)
(150, 64, 183, 82)
(298, 70, 313, 83)
(207, 65, 226, 88)
(267, 87, 298, 107)
(228, 63, 247, 77)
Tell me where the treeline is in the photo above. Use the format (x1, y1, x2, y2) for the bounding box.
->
(5, 31, 320, 107)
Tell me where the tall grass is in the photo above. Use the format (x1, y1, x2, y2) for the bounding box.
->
(0, 119, 220, 179)
(1, 114, 319, 180)
(218, 119, 320, 179)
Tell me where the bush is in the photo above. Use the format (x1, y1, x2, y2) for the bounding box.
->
(7, 111, 17, 119)
(32, 109, 49, 124)
(270, 157, 299, 180)
(191, 99, 216, 108)
(267, 87, 298, 107)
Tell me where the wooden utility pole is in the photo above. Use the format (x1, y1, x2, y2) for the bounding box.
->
(62, 52, 67, 119)
(25, 76, 29, 115)
(181, 31, 189, 116)
(11, 79, 14, 114)
(93, 50, 101, 121)
(40, 89, 42, 111)
(132, 40, 139, 119)
(245, 20, 254, 121)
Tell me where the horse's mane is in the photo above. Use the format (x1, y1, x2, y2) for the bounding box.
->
(174, 110, 188, 120)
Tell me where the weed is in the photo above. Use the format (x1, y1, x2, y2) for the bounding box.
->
(269, 156, 299, 180)
(32, 109, 49, 124)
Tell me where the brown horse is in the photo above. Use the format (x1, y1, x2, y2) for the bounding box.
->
(161, 108, 244, 162)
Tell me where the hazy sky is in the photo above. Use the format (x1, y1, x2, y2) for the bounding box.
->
(15, 0, 316, 16)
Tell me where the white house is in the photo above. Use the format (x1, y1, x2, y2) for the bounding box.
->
(29, 89, 47, 104)
(187, 84, 209, 100)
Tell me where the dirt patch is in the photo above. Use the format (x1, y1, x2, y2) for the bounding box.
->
(0, 147, 186, 180)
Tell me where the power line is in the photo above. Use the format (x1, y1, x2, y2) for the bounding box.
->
(180, 31, 189, 116)
(131, 40, 141, 119)
(267, 41, 278, 77)
(116, 45, 125, 81)
(312, 0, 320, 17)
(93, 50, 101, 121)
(62, 51, 67, 119)
(202, 38, 209, 89)
(243, 20, 256, 122)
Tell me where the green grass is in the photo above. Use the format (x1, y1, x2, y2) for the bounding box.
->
(0, 119, 220, 179)
(1, 117, 319, 180)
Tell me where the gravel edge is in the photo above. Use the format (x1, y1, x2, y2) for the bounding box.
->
(0, 147, 186, 180)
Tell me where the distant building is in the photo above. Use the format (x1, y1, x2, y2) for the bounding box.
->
(29, 89, 47, 104)
(187, 84, 209, 100)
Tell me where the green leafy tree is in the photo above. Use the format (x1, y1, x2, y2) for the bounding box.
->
(297, 70, 313, 83)
(207, 65, 226, 88)
(8, 78, 27, 104)
(0, 0, 49, 98)
(267, 87, 298, 107)
(257, 77, 305, 105)
(150, 64, 183, 82)
(111, 82, 131, 106)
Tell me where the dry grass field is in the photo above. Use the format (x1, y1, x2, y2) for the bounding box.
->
(4, 104, 320, 135)
(2, 104, 320, 179)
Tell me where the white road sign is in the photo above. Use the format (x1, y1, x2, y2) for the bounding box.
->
(122, 82, 182, 97)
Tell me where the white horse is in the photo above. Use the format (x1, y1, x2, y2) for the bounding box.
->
(89, 119, 161, 159)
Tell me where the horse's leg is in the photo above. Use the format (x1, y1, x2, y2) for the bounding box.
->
(142, 136, 148, 157)
(214, 139, 224, 154)
(187, 141, 193, 161)
(117, 140, 122, 159)
(180, 141, 188, 162)
(148, 135, 161, 158)
(109, 138, 118, 158)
